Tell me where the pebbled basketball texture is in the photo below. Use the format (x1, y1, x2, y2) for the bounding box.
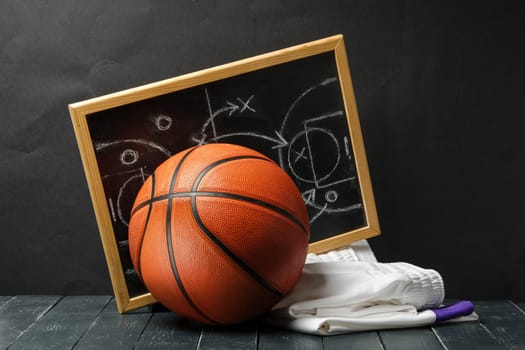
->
(128, 143, 310, 324)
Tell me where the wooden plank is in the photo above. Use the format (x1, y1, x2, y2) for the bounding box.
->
(475, 300, 525, 349)
(133, 312, 201, 349)
(196, 322, 257, 350)
(0, 295, 14, 308)
(515, 301, 525, 314)
(428, 297, 502, 349)
(0, 295, 61, 349)
(431, 322, 501, 349)
(72, 298, 152, 350)
(9, 295, 110, 350)
(258, 324, 323, 350)
(322, 331, 384, 350)
(379, 327, 445, 350)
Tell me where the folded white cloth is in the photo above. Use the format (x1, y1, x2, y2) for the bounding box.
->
(306, 240, 378, 264)
(266, 242, 477, 335)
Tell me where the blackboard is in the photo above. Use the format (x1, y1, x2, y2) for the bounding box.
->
(69, 35, 379, 312)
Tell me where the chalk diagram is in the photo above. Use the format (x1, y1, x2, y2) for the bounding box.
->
(193, 78, 363, 223)
(95, 134, 173, 244)
(94, 117, 174, 289)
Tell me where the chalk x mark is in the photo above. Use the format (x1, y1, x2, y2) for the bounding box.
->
(293, 147, 308, 163)
(288, 126, 340, 185)
(237, 95, 255, 113)
(276, 77, 364, 218)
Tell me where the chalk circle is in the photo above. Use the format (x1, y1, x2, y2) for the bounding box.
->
(325, 190, 338, 203)
(155, 114, 173, 131)
(117, 174, 147, 226)
(120, 149, 139, 165)
(287, 127, 340, 184)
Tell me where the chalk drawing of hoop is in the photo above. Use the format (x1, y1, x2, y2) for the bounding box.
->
(287, 126, 341, 185)
(277, 77, 362, 219)
(286, 122, 360, 215)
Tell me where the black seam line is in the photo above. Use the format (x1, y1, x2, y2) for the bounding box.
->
(165, 147, 218, 324)
(191, 155, 270, 192)
(132, 191, 308, 236)
(133, 155, 267, 215)
(192, 154, 307, 234)
(130, 155, 268, 216)
(190, 194, 284, 298)
(191, 155, 286, 298)
(136, 172, 156, 279)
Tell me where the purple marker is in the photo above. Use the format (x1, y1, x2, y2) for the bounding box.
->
(432, 300, 475, 322)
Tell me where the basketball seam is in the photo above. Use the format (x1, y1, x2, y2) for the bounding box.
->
(190, 155, 269, 192)
(190, 196, 285, 298)
(131, 191, 308, 236)
(164, 147, 219, 324)
(135, 171, 156, 279)
(130, 149, 303, 322)
(190, 155, 289, 298)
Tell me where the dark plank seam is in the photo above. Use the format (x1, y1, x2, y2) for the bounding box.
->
(130, 311, 155, 350)
(127, 313, 154, 350)
(377, 331, 388, 350)
(430, 328, 449, 350)
(70, 297, 114, 349)
(255, 324, 260, 350)
(5, 296, 63, 349)
(0, 296, 15, 310)
(478, 321, 502, 347)
(476, 299, 525, 349)
(479, 319, 505, 347)
(194, 329, 204, 349)
(510, 301, 525, 315)
(322, 331, 385, 350)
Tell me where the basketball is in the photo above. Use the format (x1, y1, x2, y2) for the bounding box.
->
(128, 143, 310, 324)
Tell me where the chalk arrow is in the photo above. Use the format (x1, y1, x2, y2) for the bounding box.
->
(271, 131, 289, 149)
(224, 102, 240, 116)
(213, 102, 239, 118)
(210, 130, 289, 149)
(196, 102, 241, 145)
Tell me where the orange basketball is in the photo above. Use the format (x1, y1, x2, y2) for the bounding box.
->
(128, 143, 310, 324)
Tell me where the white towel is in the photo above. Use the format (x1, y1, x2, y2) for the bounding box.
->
(266, 242, 477, 335)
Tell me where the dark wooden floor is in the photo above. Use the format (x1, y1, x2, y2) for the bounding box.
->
(1, 296, 524, 349)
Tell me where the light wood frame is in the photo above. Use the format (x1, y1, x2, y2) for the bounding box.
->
(69, 34, 379, 313)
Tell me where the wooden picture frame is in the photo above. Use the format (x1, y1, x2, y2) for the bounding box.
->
(69, 34, 379, 313)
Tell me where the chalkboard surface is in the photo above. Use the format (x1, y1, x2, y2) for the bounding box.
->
(69, 35, 379, 312)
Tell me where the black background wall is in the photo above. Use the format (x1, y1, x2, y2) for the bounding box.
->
(1, 1, 524, 300)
